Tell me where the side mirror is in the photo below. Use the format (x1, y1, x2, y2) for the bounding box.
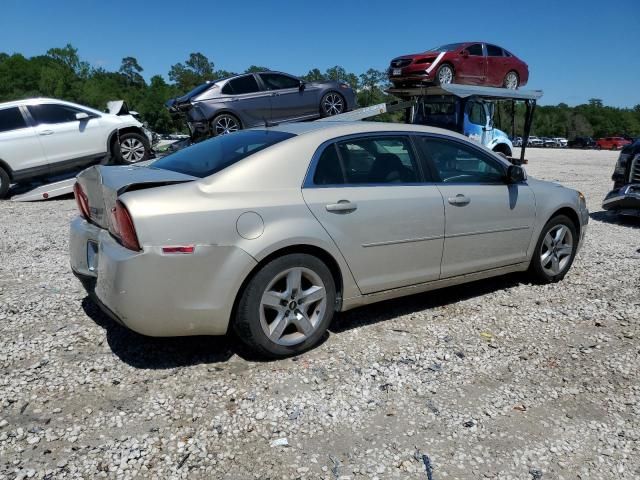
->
(506, 165, 526, 183)
(75, 112, 90, 121)
(299, 81, 306, 91)
(461, 50, 469, 58)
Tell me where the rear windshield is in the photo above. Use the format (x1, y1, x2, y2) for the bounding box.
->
(152, 130, 295, 178)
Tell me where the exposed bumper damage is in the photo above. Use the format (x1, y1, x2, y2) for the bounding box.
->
(602, 184, 640, 216)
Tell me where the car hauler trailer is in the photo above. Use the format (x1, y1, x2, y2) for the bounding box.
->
(386, 84, 543, 165)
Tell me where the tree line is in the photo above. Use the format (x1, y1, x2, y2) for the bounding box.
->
(1, 44, 639, 138)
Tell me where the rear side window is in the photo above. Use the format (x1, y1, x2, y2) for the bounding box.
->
(417, 137, 505, 184)
(486, 44, 504, 57)
(222, 75, 260, 95)
(312, 136, 420, 185)
(260, 73, 300, 90)
(0, 107, 27, 133)
(467, 44, 483, 56)
(28, 104, 83, 125)
(152, 129, 295, 178)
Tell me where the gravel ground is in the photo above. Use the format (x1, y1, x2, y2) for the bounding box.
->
(1, 148, 638, 480)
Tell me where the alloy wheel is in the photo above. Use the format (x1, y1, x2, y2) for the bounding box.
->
(259, 267, 328, 346)
(322, 94, 344, 116)
(214, 115, 240, 135)
(504, 72, 519, 89)
(120, 138, 146, 163)
(438, 65, 453, 85)
(539, 224, 573, 276)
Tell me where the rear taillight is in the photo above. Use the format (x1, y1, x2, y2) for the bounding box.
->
(73, 182, 90, 220)
(113, 201, 141, 251)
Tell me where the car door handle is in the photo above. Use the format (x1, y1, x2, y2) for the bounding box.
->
(326, 200, 357, 213)
(448, 194, 471, 206)
(39, 130, 54, 136)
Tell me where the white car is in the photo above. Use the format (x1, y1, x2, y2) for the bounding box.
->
(553, 137, 568, 148)
(0, 98, 152, 198)
(527, 136, 543, 147)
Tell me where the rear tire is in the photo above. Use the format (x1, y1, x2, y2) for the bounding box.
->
(114, 132, 150, 164)
(503, 71, 519, 89)
(233, 254, 336, 358)
(211, 113, 242, 136)
(0, 167, 10, 199)
(529, 215, 578, 283)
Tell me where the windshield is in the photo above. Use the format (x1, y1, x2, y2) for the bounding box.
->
(427, 43, 464, 53)
(152, 130, 296, 178)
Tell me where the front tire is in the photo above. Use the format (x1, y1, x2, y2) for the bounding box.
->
(0, 167, 10, 199)
(435, 64, 454, 85)
(503, 71, 519, 89)
(320, 92, 345, 117)
(529, 215, 578, 283)
(114, 133, 150, 164)
(233, 254, 336, 358)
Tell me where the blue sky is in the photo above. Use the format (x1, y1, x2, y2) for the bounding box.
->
(1, 0, 639, 107)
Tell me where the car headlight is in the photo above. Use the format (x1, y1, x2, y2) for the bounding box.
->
(578, 191, 587, 209)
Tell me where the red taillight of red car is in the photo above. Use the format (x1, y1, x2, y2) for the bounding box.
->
(73, 182, 90, 220)
(113, 201, 141, 251)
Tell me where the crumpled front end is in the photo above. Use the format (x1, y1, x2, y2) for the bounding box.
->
(603, 146, 640, 216)
(602, 184, 640, 216)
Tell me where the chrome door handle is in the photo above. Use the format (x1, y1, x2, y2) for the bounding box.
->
(326, 200, 357, 213)
(39, 130, 54, 136)
(448, 194, 471, 206)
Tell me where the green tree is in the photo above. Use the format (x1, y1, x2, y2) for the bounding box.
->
(244, 65, 269, 73)
(169, 52, 215, 92)
(119, 57, 145, 86)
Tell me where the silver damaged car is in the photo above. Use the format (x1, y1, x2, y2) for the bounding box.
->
(70, 122, 589, 357)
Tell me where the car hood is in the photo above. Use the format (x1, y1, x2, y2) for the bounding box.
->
(392, 53, 439, 61)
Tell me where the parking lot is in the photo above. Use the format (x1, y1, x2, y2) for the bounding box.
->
(0, 148, 638, 479)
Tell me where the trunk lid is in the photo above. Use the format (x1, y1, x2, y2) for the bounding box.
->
(76, 164, 196, 230)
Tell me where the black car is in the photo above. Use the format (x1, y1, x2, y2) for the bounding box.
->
(567, 136, 595, 149)
(166, 71, 357, 141)
(602, 140, 640, 216)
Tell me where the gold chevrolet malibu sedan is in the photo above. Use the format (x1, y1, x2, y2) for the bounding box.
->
(70, 121, 588, 357)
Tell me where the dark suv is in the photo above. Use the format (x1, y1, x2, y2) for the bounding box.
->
(602, 140, 640, 216)
(166, 71, 357, 140)
(567, 136, 595, 149)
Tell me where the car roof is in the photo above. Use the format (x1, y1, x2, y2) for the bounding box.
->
(0, 97, 103, 114)
(263, 120, 481, 145)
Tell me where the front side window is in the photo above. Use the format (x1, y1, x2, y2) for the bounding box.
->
(0, 107, 27, 133)
(417, 137, 505, 184)
(486, 44, 504, 57)
(28, 104, 83, 125)
(468, 102, 486, 126)
(312, 136, 420, 185)
(223, 75, 260, 95)
(466, 44, 484, 56)
(259, 73, 300, 90)
(152, 129, 295, 178)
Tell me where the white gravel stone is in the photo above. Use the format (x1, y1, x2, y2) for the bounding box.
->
(0, 148, 638, 479)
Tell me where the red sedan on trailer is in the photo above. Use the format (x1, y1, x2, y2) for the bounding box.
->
(388, 42, 529, 89)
